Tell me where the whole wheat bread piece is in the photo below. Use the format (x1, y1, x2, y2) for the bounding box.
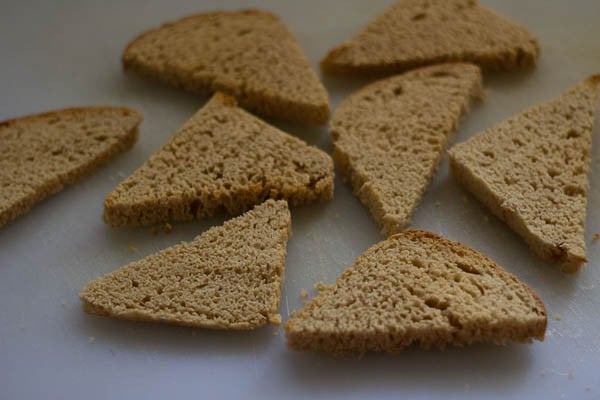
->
(104, 92, 333, 227)
(81, 199, 291, 329)
(285, 230, 547, 356)
(123, 9, 330, 124)
(0, 107, 141, 229)
(448, 75, 600, 273)
(332, 63, 482, 236)
(321, 0, 539, 76)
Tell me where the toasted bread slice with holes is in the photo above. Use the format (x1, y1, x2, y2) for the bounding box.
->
(285, 230, 547, 356)
(104, 92, 333, 227)
(123, 9, 329, 124)
(321, 0, 539, 76)
(81, 200, 290, 329)
(0, 107, 141, 228)
(331, 63, 482, 236)
(449, 75, 600, 272)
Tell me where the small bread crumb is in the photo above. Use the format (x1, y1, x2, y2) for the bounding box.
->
(300, 289, 308, 299)
(273, 329, 279, 336)
(592, 233, 600, 241)
(269, 314, 282, 325)
(117, 171, 126, 178)
(88, 336, 96, 343)
(555, 313, 562, 321)
(164, 223, 173, 234)
(129, 245, 137, 253)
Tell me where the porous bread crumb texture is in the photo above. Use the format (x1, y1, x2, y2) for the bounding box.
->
(448, 75, 600, 273)
(104, 92, 333, 227)
(332, 63, 483, 236)
(81, 199, 291, 329)
(123, 9, 330, 124)
(321, 0, 539, 76)
(285, 230, 547, 356)
(0, 107, 141, 228)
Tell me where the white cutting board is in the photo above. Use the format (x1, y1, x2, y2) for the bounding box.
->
(1, 1, 599, 399)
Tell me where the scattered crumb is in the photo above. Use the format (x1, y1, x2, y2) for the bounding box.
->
(314, 282, 329, 292)
(88, 336, 96, 343)
(593, 233, 600, 241)
(129, 245, 137, 253)
(483, 215, 490, 224)
(273, 330, 279, 336)
(117, 171, 126, 178)
(555, 313, 562, 321)
(150, 226, 159, 236)
(434, 201, 441, 208)
(300, 289, 308, 299)
(269, 314, 282, 325)
(164, 222, 173, 234)
(568, 370, 575, 380)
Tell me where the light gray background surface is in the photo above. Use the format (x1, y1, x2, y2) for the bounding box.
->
(1, 1, 599, 399)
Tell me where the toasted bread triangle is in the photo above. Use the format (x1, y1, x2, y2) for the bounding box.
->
(0, 107, 141, 228)
(123, 9, 330, 124)
(321, 0, 539, 76)
(285, 230, 547, 356)
(449, 75, 600, 272)
(81, 200, 291, 329)
(331, 63, 482, 236)
(104, 93, 333, 227)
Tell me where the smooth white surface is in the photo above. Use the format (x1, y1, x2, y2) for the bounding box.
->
(0, 1, 599, 399)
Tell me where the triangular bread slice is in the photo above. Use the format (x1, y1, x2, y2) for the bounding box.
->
(321, 0, 539, 76)
(332, 63, 482, 236)
(0, 107, 141, 229)
(285, 230, 547, 356)
(104, 92, 333, 227)
(123, 9, 330, 124)
(81, 199, 291, 329)
(449, 75, 600, 273)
